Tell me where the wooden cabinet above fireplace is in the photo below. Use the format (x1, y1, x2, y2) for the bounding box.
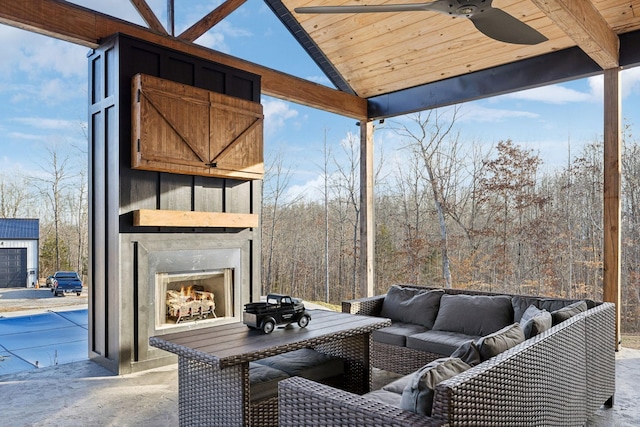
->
(132, 73, 264, 180)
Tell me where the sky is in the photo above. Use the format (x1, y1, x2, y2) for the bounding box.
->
(1, 0, 640, 202)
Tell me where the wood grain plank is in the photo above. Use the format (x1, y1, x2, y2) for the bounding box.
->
(132, 74, 264, 180)
(602, 68, 621, 348)
(133, 209, 259, 228)
(531, 0, 619, 68)
(178, 0, 246, 42)
(129, 0, 167, 35)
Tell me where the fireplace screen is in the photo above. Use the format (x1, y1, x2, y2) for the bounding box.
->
(156, 269, 234, 328)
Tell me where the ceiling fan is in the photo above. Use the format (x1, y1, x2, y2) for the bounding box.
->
(294, 0, 548, 45)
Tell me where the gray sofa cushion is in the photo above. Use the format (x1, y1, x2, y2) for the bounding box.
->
(361, 372, 412, 409)
(249, 362, 290, 402)
(512, 296, 595, 322)
(406, 330, 481, 356)
(255, 348, 344, 382)
(477, 323, 525, 361)
(520, 305, 553, 339)
(372, 322, 429, 346)
(450, 339, 482, 366)
(400, 357, 471, 416)
(364, 389, 404, 407)
(551, 300, 588, 325)
(380, 285, 445, 328)
(432, 294, 514, 336)
(381, 373, 413, 394)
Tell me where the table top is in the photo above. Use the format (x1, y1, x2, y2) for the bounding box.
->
(149, 309, 391, 368)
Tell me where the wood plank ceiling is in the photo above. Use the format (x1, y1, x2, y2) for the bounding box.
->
(272, 0, 638, 101)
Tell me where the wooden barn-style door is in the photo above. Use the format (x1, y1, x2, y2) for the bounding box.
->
(132, 73, 263, 180)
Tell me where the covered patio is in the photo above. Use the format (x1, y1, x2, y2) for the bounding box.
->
(1, 0, 636, 349)
(1, 0, 639, 425)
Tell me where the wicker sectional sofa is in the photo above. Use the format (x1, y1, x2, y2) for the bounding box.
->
(278, 286, 616, 426)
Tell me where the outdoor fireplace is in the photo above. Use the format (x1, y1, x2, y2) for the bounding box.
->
(156, 268, 233, 327)
(147, 246, 244, 334)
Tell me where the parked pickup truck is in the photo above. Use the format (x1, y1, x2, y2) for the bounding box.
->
(243, 294, 310, 334)
(51, 271, 83, 297)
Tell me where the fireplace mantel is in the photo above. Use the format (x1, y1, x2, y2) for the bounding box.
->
(132, 209, 259, 228)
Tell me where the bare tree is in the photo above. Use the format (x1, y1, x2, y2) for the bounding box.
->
(331, 132, 361, 298)
(0, 173, 32, 218)
(390, 109, 461, 288)
(32, 144, 74, 271)
(261, 149, 300, 294)
(393, 151, 431, 284)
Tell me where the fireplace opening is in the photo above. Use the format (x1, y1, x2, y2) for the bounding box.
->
(156, 269, 234, 328)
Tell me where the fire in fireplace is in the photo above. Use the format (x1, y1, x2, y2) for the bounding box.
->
(156, 269, 234, 328)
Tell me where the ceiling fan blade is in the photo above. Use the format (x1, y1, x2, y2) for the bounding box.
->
(469, 7, 548, 45)
(295, 2, 450, 15)
(295, 1, 547, 45)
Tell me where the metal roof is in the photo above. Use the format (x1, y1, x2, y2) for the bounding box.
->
(0, 218, 39, 240)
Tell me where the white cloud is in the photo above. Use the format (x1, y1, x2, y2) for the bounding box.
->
(263, 99, 299, 135)
(11, 117, 85, 132)
(457, 104, 539, 123)
(195, 31, 230, 53)
(502, 84, 594, 104)
(305, 75, 333, 87)
(0, 26, 87, 81)
(8, 132, 45, 141)
(39, 79, 86, 105)
(69, 0, 146, 25)
(283, 174, 325, 203)
(622, 67, 640, 97)
(193, 20, 253, 54)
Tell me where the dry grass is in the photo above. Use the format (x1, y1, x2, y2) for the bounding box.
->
(308, 301, 341, 311)
(622, 335, 640, 350)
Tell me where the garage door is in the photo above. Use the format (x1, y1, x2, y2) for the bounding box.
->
(0, 248, 27, 288)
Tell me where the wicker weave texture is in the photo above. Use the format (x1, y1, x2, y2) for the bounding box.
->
(178, 358, 248, 426)
(250, 396, 279, 427)
(583, 302, 616, 412)
(326, 288, 617, 426)
(433, 313, 588, 426)
(342, 295, 385, 316)
(372, 341, 442, 376)
(314, 334, 371, 394)
(279, 376, 446, 427)
(152, 310, 391, 427)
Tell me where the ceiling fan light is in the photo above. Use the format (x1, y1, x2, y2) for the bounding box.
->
(458, 6, 476, 15)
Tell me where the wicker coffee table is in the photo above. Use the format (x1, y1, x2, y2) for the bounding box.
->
(150, 309, 391, 427)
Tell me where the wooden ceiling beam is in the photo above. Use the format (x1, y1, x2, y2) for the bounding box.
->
(129, 0, 167, 35)
(0, 0, 367, 120)
(178, 0, 246, 43)
(531, 0, 619, 69)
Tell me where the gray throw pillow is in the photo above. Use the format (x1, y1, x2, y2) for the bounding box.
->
(551, 300, 588, 325)
(520, 305, 552, 339)
(432, 294, 513, 336)
(450, 340, 482, 366)
(380, 285, 444, 328)
(477, 323, 525, 361)
(400, 357, 471, 416)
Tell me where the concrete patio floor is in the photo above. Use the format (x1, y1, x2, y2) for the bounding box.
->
(1, 295, 639, 426)
(0, 347, 638, 426)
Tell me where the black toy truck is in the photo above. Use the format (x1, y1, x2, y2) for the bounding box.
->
(243, 294, 310, 334)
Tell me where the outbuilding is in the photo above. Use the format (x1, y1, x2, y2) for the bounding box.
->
(0, 218, 39, 288)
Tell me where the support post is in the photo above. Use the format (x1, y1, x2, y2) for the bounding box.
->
(603, 67, 622, 349)
(359, 120, 375, 297)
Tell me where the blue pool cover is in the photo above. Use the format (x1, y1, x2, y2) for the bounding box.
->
(0, 309, 88, 375)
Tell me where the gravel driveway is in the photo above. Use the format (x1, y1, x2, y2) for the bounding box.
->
(0, 287, 88, 315)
